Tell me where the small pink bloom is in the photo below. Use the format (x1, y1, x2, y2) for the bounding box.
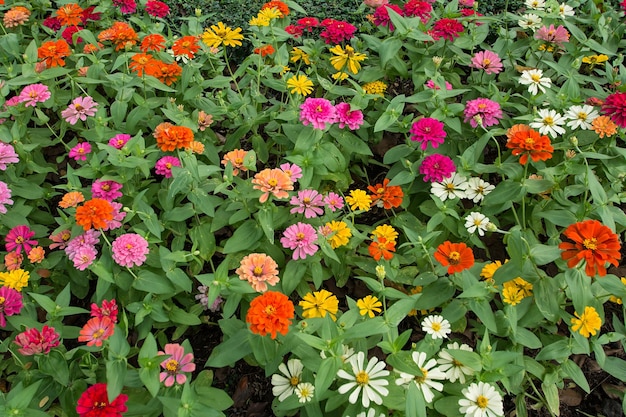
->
(534, 24, 570, 45)
(4, 96, 23, 107)
(0, 180, 13, 214)
(91, 179, 123, 201)
(102, 201, 126, 231)
(69, 142, 92, 161)
(410, 117, 447, 150)
(18, 84, 51, 107)
(0, 286, 23, 327)
(0, 143, 19, 170)
(470, 50, 503, 75)
(300, 98, 337, 130)
(61, 96, 98, 125)
(335, 102, 364, 130)
(91, 299, 119, 323)
(425, 79, 453, 90)
(280, 222, 319, 260)
(279, 163, 302, 182)
(155, 156, 181, 178)
(43, 16, 62, 30)
(463, 98, 502, 128)
(14, 325, 61, 355)
(324, 192, 344, 211)
(5, 225, 37, 255)
(158, 343, 196, 387)
(71, 245, 98, 270)
(111, 233, 149, 267)
(146, 0, 169, 17)
(459, 0, 475, 6)
(78, 316, 114, 347)
(420, 154, 456, 182)
(373, 4, 404, 30)
(290, 189, 325, 218)
(108, 133, 131, 149)
(364, 0, 388, 7)
(65, 230, 100, 259)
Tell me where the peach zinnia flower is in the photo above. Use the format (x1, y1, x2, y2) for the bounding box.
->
(153, 123, 194, 151)
(236, 253, 280, 292)
(78, 316, 114, 347)
(434, 241, 475, 274)
(221, 149, 249, 175)
(559, 219, 621, 277)
(38, 40, 72, 68)
(246, 291, 294, 339)
(56, 3, 83, 26)
(505, 124, 553, 165)
(59, 191, 85, 208)
(75, 198, 114, 230)
(4, 6, 31, 28)
(252, 168, 294, 203)
(591, 115, 617, 138)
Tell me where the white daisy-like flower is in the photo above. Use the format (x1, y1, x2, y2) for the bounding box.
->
(465, 177, 495, 203)
(337, 351, 390, 407)
(168, 48, 191, 64)
(525, 0, 545, 10)
(355, 409, 386, 417)
(556, 2, 575, 17)
(437, 342, 475, 383)
(519, 13, 542, 30)
(395, 351, 446, 403)
(458, 381, 504, 417)
(519, 69, 552, 95)
(271, 358, 304, 401)
(465, 212, 491, 236)
(564, 104, 599, 130)
(431, 172, 468, 201)
(529, 108, 567, 138)
(294, 382, 315, 403)
(421, 315, 451, 339)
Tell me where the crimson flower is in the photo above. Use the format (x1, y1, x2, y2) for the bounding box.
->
(76, 383, 128, 417)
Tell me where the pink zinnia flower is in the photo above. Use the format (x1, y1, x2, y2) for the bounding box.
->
(14, 325, 60, 355)
(403, 0, 432, 23)
(410, 117, 447, 150)
(335, 102, 364, 130)
(111, 233, 149, 267)
(91, 179, 123, 201)
(61, 96, 98, 125)
(146, 0, 169, 17)
(373, 4, 404, 30)
(65, 230, 100, 259)
(155, 156, 181, 178)
(158, 343, 196, 387)
(425, 79, 453, 90)
(280, 222, 319, 260)
(470, 50, 503, 75)
(290, 189, 325, 218)
(78, 316, 114, 347)
(364, 0, 389, 7)
(300, 98, 337, 130)
(279, 163, 302, 182)
(18, 84, 51, 107)
(459, 0, 475, 6)
(4, 96, 23, 107)
(602, 92, 626, 128)
(5, 225, 37, 255)
(324, 192, 344, 211)
(113, 0, 137, 14)
(463, 98, 502, 128)
(76, 383, 128, 417)
(534, 24, 569, 46)
(108, 133, 131, 149)
(319, 19, 357, 44)
(70, 245, 98, 271)
(297, 17, 319, 31)
(235, 253, 280, 292)
(431, 18, 464, 41)
(0, 143, 19, 170)
(102, 201, 127, 231)
(0, 180, 13, 214)
(420, 154, 456, 182)
(49, 229, 72, 250)
(69, 142, 92, 161)
(62, 26, 83, 45)
(91, 299, 119, 323)
(252, 168, 294, 203)
(0, 286, 23, 327)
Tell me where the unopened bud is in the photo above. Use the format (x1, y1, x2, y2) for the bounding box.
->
(375, 265, 386, 280)
(486, 222, 498, 232)
(432, 56, 443, 66)
(195, 8, 202, 16)
(570, 136, 578, 146)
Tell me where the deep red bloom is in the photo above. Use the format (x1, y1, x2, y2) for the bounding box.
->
(91, 299, 119, 323)
(62, 25, 83, 45)
(285, 24, 304, 38)
(76, 383, 128, 417)
(403, 0, 432, 23)
(431, 18, 464, 41)
(319, 19, 357, 44)
(81, 6, 102, 24)
(43, 16, 62, 31)
(145, 0, 170, 18)
(297, 17, 319, 31)
(601, 92, 626, 128)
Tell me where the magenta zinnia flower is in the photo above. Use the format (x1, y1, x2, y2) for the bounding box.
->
(281, 222, 319, 260)
(146, 0, 170, 17)
(102, 201, 126, 231)
(300, 98, 337, 130)
(155, 156, 181, 178)
(290, 189, 325, 218)
(324, 192, 344, 211)
(91, 299, 119, 323)
(373, 4, 404, 30)
(410, 118, 447, 150)
(111, 233, 149, 267)
(61, 96, 98, 125)
(279, 163, 303, 182)
(602, 92, 626, 128)
(69, 142, 92, 161)
(425, 79, 453, 90)
(534, 24, 570, 46)
(5, 225, 38, 255)
(420, 154, 456, 182)
(0, 143, 19, 170)
(14, 325, 61, 355)
(431, 18, 464, 41)
(76, 383, 128, 417)
(158, 343, 196, 387)
(113, 0, 137, 14)
(91, 179, 123, 201)
(0, 181, 13, 214)
(463, 98, 502, 128)
(0, 286, 23, 327)
(319, 19, 357, 44)
(18, 84, 51, 107)
(335, 102, 364, 130)
(108, 133, 131, 149)
(470, 50, 503, 75)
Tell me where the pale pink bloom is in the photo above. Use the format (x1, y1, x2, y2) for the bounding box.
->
(0, 180, 13, 214)
(71, 245, 98, 270)
(158, 343, 196, 387)
(155, 156, 181, 178)
(335, 102, 364, 130)
(108, 133, 131, 149)
(425, 79, 453, 90)
(61, 96, 98, 125)
(534, 24, 569, 45)
(364, 0, 388, 7)
(463, 98, 502, 128)
(69, 142, 92, 161)
(14, 325, 60, 355)
(111, 233, 149, 267)
(235, 253, 280, 292)
(410, 118, 447, 150)
(470, 50, 503, 75)
(18, 84, 51, 107)
(102, 202, 126, 231)
(280, 163, 302, 182)
(280, 222, 319, 260)
(65, 230, 100, 259)
(0, 143, 19, 170)
(290, 189, 325, 218)
(419, 154, 455, 182)
(4, 96, 23, 107)
(0, 286, 23, 327)
(252, 168, 294, 203)
(324, 192, 344, 211)
(299, 98, 337, 130)
(91, 180, 123, 201)
(459, 0, 475, 6)
(91, 299, 119, 323)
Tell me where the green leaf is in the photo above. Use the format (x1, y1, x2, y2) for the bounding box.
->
(541, 381, 560, 416)
(535, 339, 571, 362)
(512, 327, 542, 349)
(38, 351, 69, 386)
(379, 38, 403, 70)
(256, 207, 275, 245)
(281, 260, 308, 296)
(529, 244, 561, 266)
(133, 270, 176, 294)
(6, 381, 42, 409)
(406, 382, 426, 417)
(222, 220, 263, 254)
(167, 268, 192, 293)
(601, 356, 626, 382)
(169, 306, 201, 326)
(469, 299, 497, 333)
(106, 359, 127, 403)
(28, 293, 57, 314)
(562, 359, 590, 393)
(315, 357, 342, 396)
(205, 329, 253, 368)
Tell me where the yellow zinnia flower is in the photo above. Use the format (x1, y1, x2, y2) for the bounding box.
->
(299, 289, 339, 320)
(480, 260, 506, 282)
(249, 15, 270, 26)
(0, 269, 30, 292)
(332, 72, 349, 81)
(362, 80, 387, 96)
(329, 45, 367, 75)
(356, 295, 382, 318)
(370, 224, 398, 244)
(345, 189, 371, 211)
(290, 47, 311, 65)
(571, 306, 602, 338)
(582, 54, 609, 65)
(201, 22, 244, 48)
(326, 221, 352, 249)
(286, 74, 314, 96)
(502, 286, 523, 306)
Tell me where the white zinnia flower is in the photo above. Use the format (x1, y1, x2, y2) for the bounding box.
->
(437, 342, 475, 383)
(465, 177, 495, 203)
(525, 0, 545, 10)
(564, 104, 599, 130)
(320, 344, 355, 363)
(431, 172, 468, 201)
(355, 409, 386, 417)
(465, 212, 491, 236)
(458, 381, 504, 417)
(519, 13, 542, 30)
(557, 2, 575, 17)
(421, 315, 451, 339)
(271, 358, 304, 401)
(519, 69, 552, 95)
(337, 351, 390, 407)
(529, 108, 567, 138)
(295, 382, 315, 403)
(395, 351, 446, 403)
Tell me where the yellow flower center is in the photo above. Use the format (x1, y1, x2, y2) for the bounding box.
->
(478, 103, 486, 110)
(431, 322, 442, 332)
(583, 238, 597, 250)
(165, 163, 172, 169)
(268, 178, 278, 187)
(93, 328, 105, 339)
(446, 183, 455, 190)
(296, 232, 305, 240)
(483, 58, 491, 66)
(0, 296, 5, 304)
(525, 137, 535, 144)
(165, 359, 179, 372)
(126, 244, 133, 249)
(577, 112, 587, 120)
(355, 371, 369, 386)
(316, 105, 324, 113)
(303, 197, 311, 204)
(415, 367, 428, 384)
(290, 376, 300, 386)
(15, 236, 24, 244)
(543, 116, 554, 125)
(253, 266, 264, 276)
(531, 74, 541, 82)
(448, 251, 461, 264)
(476, 395, 489, 409)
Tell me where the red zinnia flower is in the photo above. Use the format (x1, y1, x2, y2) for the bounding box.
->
(145, 0, 170, 18)
(368, 237, 396, 261)
(434, 241, 474, 273)
(246, 291, 294, 339)
(505, 124, 553, 165)
(559, 219, 621, 277)
(431, 18, 464, 41)
(76, 383, 128, 417)
(368, 178, 404, 209)
(601, 92, 626, 128)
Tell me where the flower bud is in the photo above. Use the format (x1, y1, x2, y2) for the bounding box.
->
(375, 265, 386, 280)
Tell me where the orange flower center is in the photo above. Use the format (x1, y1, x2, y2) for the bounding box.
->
(165, 163, 172, 169)
(95, 402, 107, 408)
(289, 376, 300, 386)
(448, 251, 461, 264)
(102, 184, 110, 191)
(15, 236, 24, 244)
(583, 238, 598, 250)
(165, 359, 179, 372)
(525, 136, 535, 145)
(483, 58, 491, 66)
(75, 104, 84, 111)
(253, 266, 264, 276)
(478, 103, 486, 110)
(303, 197, 311, 204)
(296, 232, 305, 240)
(235, 158, 243, 164)
(316, 105, 324, 113)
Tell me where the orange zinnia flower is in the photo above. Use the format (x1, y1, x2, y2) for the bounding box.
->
(505, 124, 553, 165)
(251, 168, 294, 203)
(221, 149, 249, 175)
(368, 178, 403, 209)
(261, 0, 289, 16)
(368, 237, 396, 261)
(140, 33, 166, 52)
(246, 291, 294, 339)
(129, 53, 156, 76)
(592, 115, 617, 138)
(56, 3, 83, 26)
(59, 191, 85, 208)
(434, 241, 474, 274)
(153, 123, 194, 151)
(253, 45, 275, 57)
(172, 36, 200, 59)
(98, 22, 138, 51)
(3, 6, 30, 27)
(559, 219, 621, 277)
(83, 43, 102, 54)
(144, 61, 182, 86)
(38, 40, 72, 68)
(75, 198, 114, 230)
(187, 141, 205, 154)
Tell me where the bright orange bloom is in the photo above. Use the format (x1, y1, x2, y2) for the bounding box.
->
(140, 33, 166, 52)
(221, 149, 249, 175)
(505, 124, 553, 165)
(434, 241, 474, 274)
(56, 3, 83, 26)
(4, 6, 30, 27)
(38, 40, 72, 68)
(98, 22, 138, 51)
(153, 123, 194, 151)
(246, 291, 294, 339)
(83, 43, 102, 54)
(59, 191, 85, 208)
(368, 237, 396, 261)
(75, 198, 114, 231)
(172, 36, 200, 59)
(559, 219, 621, 277)
(144, 61, 182, 85)
(254, 45, 275, 57)
(251, 168, 294, 203)
(592, 115, 618, 138)
(129, 53, 156, 76)
(261, 0, 289, 16)
(368, 178, 403, 209)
